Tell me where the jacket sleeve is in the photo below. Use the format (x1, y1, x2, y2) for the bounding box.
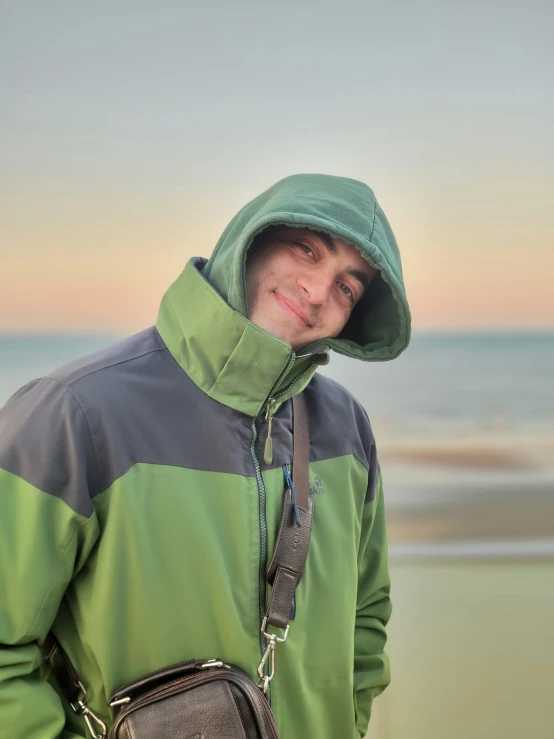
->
(0, 378, 100, 739)
(353, 463, 392, 738)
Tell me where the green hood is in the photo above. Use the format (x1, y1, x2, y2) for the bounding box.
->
(203, 173, 411, 361)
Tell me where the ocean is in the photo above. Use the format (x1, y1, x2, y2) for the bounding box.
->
(2, 331, 553, 434)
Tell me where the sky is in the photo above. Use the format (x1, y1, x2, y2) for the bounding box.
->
(1, 0, 552, 333)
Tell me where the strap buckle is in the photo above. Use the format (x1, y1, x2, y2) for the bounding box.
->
(257, 617, 290, 693)
(70, 681, 108, 739)
(257, 637, 276, 694)
(260, 616, 289, 644)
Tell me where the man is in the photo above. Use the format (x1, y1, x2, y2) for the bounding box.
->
(0, 173, 410, 738)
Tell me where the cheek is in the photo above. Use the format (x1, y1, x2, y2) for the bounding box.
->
(248, 245, 279, 279)
(320, 304, 352, 337)
(249, 252, 294, 294)
(246, 255, 285, 316)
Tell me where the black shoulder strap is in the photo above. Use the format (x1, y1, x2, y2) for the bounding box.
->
(292, 392, 310, 509)
(42, 633, 108, 736)
(43, 631, 83, 704)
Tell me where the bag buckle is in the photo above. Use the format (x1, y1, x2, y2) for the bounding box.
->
(200, 659, 231, 669)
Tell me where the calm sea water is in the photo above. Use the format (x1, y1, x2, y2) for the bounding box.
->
(322, 331, 554, 435)
(1, 331, 553, 433)
(0, 334, 120, 406)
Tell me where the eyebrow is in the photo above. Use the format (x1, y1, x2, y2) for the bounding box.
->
(311, 230, 371, 291)
(312, 230, 337, 254)
(346, 268, 371, 291)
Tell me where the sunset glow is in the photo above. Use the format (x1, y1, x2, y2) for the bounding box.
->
(1, 3, 551, 333)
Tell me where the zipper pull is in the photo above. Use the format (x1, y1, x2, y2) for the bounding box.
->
(264, 401, 275, 465)
(283, 466, 302, 527)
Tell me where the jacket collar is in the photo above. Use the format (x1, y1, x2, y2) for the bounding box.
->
(156, 258, 328, 417)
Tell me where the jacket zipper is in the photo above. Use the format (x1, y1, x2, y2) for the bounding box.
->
(264, 348, 326, 465)
(250, 420, 271, 701)
(253, 348, 322, 695)
(262, 353, 295, 464)
(263, 356, 319, 464)
(251, 352, 297, 703)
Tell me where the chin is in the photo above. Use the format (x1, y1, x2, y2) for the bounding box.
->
(285, 333, 311, 351)
(250, 307, 313, 349)
(274, 329, 300, 348)
(257, 321, 298, 349)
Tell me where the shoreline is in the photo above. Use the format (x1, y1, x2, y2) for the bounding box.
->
(389, 539, 554, 560)
(377, 430, 554, 543)
(386, 494, 554, 543)
(377, 429, 554, 470)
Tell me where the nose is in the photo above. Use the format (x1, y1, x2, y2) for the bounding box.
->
(297, 269, 333, 305)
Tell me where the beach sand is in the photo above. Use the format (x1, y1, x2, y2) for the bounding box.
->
(386, 495, 554, 542)
(378, 433, 554, 543)
(384, 445, 528, 470)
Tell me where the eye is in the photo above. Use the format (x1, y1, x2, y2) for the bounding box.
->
(339, 283, 354, 299)
(294, 241, 314, 256)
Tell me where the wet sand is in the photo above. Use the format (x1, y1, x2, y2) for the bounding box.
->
(378, 430, 554, 471)
(387, 494, 554, 542)
(379, 434, 554, 543)
(384, 445, 528, 470)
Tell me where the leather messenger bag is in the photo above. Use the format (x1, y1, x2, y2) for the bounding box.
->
(44, 393, 313, 739)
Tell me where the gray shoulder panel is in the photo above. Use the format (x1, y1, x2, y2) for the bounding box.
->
(306, 374, 374, 471)
(0, 377, 99, 517)
(0, 328, 253, 515)
(307, 375, 379, 503)
(60, 328, 256, 494)
(49, 326, 166, 386)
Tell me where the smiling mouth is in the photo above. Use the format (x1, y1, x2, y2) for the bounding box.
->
(273, 292, 312, 328)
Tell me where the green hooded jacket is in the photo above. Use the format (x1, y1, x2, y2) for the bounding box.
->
(0, 174, 410, 739)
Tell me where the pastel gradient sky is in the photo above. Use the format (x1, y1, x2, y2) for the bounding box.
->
(1, 1, 552, 333)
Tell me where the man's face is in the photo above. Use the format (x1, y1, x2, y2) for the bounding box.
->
(246, 226, 377, 351)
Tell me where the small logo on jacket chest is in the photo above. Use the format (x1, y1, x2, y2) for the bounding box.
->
(309, 476, 324, 496)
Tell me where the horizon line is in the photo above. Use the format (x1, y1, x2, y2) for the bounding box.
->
(1, 327, 553, 339)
